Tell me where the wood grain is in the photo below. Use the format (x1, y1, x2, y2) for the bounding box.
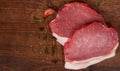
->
(0, 0, 120, 71)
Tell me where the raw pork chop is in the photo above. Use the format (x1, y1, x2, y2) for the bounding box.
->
(49, 2, 105, 45)
(64, 22, 119, 70)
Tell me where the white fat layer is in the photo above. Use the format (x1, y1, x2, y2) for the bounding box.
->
(53, 33, 68, 45)
(65, 43, 119, 70)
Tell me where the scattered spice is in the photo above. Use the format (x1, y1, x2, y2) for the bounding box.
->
(42, 60, 45, 62)
(37, 27, 44, 39)
(39, 51, 42, 54)
(33, 16, 42, 23)
(43, 33, 48, 40)
(51, 40, 57, 55)
(30, 45, 33, 48)
(51, 59, 58, 64)
(44, 8, 55, 17)
(43, 29, 49, 40)
(44, 46, 49, 54)
(39, 27, 44, 31)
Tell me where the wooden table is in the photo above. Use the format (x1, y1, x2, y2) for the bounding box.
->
(0, 0, 120, 71)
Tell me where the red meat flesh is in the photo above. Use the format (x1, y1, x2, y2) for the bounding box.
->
(49, 2, 105, 37)
(64, 22, 118, 62)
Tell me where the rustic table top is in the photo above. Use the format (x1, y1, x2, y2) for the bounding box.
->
(0, 0, 120, 71)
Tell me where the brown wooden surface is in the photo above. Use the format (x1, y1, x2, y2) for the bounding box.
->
(0, 0, 120, 71)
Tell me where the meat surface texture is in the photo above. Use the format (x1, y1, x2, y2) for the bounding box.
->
(64, 22, 119, 70)
(49, 2, 105, 45)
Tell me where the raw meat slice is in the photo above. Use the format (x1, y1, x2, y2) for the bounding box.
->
(49, 2, 105, 45)
(64, 22, 119, 70)
(65, 43, 118, 70)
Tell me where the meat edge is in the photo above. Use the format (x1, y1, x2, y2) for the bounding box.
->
(65, 43, 119, 70)
(53, 33, 68, 45)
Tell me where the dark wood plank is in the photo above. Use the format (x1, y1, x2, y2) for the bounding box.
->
(0, 0, 120, 71)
